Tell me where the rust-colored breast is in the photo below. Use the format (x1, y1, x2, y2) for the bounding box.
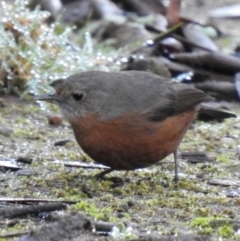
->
(69, 110, 196, 170)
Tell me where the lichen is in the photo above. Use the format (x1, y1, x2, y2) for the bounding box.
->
(0, 0, 117, 97)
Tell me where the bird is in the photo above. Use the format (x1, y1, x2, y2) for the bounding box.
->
(35, 70, 219, 182)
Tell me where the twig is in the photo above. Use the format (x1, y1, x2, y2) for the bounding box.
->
(93, 221, 115, 233)
(0, 158, 21, 170)
(208, 179, 240, 187)
(0, 197, 78, 204)
(0, 230, 29, 238)
(0, 202, 67, 218)
(154, 22, 184, 42)
(54, 160, 110, 170)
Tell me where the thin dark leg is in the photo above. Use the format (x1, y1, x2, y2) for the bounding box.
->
(94, 169, 113, 180)
(94, 169, 123, 185)
(173, 150, 179, 183)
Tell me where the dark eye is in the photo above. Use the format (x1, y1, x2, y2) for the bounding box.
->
(72, 92, 84, 101)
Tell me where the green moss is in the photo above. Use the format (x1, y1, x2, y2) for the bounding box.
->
(54, 187, 88, 200)
(111, 187, 124, 195)
(193, 207, 211, 217)
(178, 179, 205, 192)
(217, 154, 232, 163)
(6, 222, 25, 231)
(145, 199, 159, 206)
(123, 213, 131, 219)
(191, 217, 236, 238)
(217, 225, 233, 237)
(191, 217, 213, 228)
(215, 197, 230, 205)
(1, 95, 240, 237)
(201, 164, 219, 174)
(75, 201, 114, 221)
(191, 217, 214, 235)
(14, 128, 39, 139)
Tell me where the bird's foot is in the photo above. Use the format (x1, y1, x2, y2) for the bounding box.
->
(172, 175, 179, 184)
(94, 169, 113, 179)
(94, 169, 123, 186)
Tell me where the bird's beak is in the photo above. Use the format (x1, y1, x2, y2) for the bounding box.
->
(34, 94, 60, 103)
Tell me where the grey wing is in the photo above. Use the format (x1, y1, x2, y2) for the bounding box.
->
(146, 82, 214, 122)
(96, 71, 213, 121)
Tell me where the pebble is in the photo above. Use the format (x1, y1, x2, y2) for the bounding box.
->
(47, 115, 63, 125)
(0, 127, 13, 137)
(220, 137, 236, 147)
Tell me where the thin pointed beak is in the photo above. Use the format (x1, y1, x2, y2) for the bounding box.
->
(34, 94, 60, 102)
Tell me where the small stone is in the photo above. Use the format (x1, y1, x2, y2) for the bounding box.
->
(16, 157, 33, 164)
(127, 200, 135, 207)
(117, 212, 124, 218)
(233, 123, 240, 129)
(54, 139, 71, 146)
(47, 115, 63, 125)
(220, 137, 236, 147)
(16, 168, 38, 176)
(120, 204, 129, 212)
(0, 127, 12, 137)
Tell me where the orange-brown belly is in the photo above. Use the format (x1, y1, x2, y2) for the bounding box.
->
(69, 110, 196, 170)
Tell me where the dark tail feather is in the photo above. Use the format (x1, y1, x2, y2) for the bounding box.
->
(173, 85, 214, 113)
(198, 106, 236, 122)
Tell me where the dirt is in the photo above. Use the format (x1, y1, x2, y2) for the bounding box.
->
(1, 1, 240, 241)
(1, 88, 240, 241)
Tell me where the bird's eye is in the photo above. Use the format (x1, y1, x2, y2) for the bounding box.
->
(72, 92, 84, 101)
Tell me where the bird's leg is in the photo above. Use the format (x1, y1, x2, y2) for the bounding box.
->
(94, 169, 114, 179)
(173, 150, 179, 183)
(94, 169, 124, 186)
